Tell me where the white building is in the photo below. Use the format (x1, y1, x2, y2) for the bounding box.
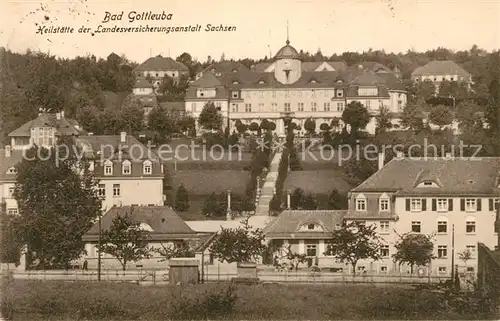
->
(411, 60, 472, 92)
(185, 39, 407, 136)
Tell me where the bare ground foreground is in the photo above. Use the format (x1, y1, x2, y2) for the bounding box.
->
(1, 280, 498, 320)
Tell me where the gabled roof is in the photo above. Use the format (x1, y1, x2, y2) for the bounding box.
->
(264, 210, 346, 239)
(191, 72, 223, 87)
(202, 61, 249, 74)
(352, 157, 500, 196)
(133, 78, 152, 89)
(411, 60, 471, 77)
(0, 149, 24, 181)
(135, 56, 189, 72)
(9, 113, 81, 137)
(83, 206, 197, 241)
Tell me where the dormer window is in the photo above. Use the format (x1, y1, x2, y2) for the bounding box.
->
(417, 180, 439, 188)
(104, 160, 113, 176)
(6, 167, 16, 174)
(310, 79, 317, 84)
(122, 160, 131, 175)
(143, 160, 152, 175)
(232, 69, 237, 72)
(307, 224, 315, 230)
(258, 80, 265, 84)
(232, 80, 239, 84)
(336, 90, 343, 97)
(379, 199, 389, 211)
(356, 194, 367, 211)
(231, 91, 239, 99)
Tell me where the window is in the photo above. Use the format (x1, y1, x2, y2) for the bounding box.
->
(423, 181, 433, 186)
(113, 184, 120, 197)
(271, 103, 278, 112)
(466, 267, 474, 273)
(215, 102, 222, 110)
(337, 102, 344, 111)
(437, 199, 448, 211)
(379, 199, 389, 211)
(191, 103, 196, 112)
(311, 102, 317, 112)
(298, 103, 304, 112)
(466, 220, 476, 234)
(380, 266, 388, 273)
(450, 77, 454, 81)
(98, 184, 106, 197)
(284, 91, 289, 98)
(379, 100, 384, 108)
(365, 101, 371, 108)
(272, 91, 276, 98)
(104, 161, 113, 176)
(122, 161, 131, 175)
(438, 245, 448, 259)
(411, 199, 422, 212)
(231, 91, 239, 99)
(380, 221, 390, 233)
(7, 208, 18, 215)
(8, 187, 14, 197)
(324, 102, 330, 111)
(357, 266, 366, 271)
(7, 167, 16, 174)
(411, 221, 421, 233)
(307, 224, 315, 230)
(306, 244, 317, 257)
(356, 199, 366, 211)
(245, 104, 252, 113)
(466, 245, 476, 258)
(260, 91, 264, 97)
(284, 103, 291, 112)
(337, 90, 343, 97)
(311, 90, 316, 97)
(231, 103, 238, 112)
(465, 198, 477, 211)
(143, 160, 152, 175)
(437, 221, 447, 234)
(438, 266, 447, 274)
(380, 245, 389, 258)
(259, 103, 265, 112)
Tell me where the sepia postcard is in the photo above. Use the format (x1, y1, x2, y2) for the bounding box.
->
(1, 0, 500, 320)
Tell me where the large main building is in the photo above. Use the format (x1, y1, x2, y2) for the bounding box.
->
(185, 39, 407, 136)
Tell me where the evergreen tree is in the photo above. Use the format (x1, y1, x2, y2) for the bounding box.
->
(174, 184, 190, 212)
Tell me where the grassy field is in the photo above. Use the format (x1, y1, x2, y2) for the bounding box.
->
(1, 280, 494, 320)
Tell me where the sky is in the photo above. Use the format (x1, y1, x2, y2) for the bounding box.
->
(1, 0, 499, 63)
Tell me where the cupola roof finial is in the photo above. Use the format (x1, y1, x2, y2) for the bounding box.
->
(286, 20, 290, 45)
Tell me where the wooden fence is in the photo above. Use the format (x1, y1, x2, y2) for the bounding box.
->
(4, 269, 453, 285)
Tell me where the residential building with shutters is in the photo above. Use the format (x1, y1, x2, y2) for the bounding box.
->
(346, 156, 500, 276)
(185, 39, 407, 136)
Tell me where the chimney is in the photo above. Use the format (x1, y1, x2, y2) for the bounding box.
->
(56, 112, 61, 120)
(120, 132, 126, 143)
(5, 145, 11, 157)
(378, 152, 385, 170)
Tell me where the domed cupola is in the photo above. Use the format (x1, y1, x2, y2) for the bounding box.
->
(274, 39, 302, 85)
(274, 40, 301, 61)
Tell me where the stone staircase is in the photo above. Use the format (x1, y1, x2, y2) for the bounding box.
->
(255, 152, 282, 216)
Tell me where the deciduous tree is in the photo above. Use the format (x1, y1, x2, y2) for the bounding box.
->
(324, 221, 382, 275)
(392, 232, 435, 274)
(304, 118, 316, 137)
(13, 143, 101, 269)
(375, 106, 392, 135)
(198, 102, 223, 131)
(209, 218, 267, 264)
(155, 240, 195, 262)
(342, 102, 370, 136)
(328, 189, 348, 210)
(428, 105, 453, 130)
(97, 212, 152, 271)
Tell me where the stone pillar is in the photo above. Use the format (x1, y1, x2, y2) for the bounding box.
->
(226, 190, 231, 220)
(286, 190, 291, 209)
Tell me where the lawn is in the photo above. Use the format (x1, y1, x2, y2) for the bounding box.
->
(2, 280, 495, 320)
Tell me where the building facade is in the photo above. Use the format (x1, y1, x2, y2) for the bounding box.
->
(185, 40, 407, 136)
(1, 112, 164, 214)
(411, 60, 472, 92)
(346, 156, 499, 276)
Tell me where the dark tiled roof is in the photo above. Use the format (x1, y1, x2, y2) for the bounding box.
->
(0, 149, 24, 181)
(84, 206, 197, 241)
(346, 85, 390, 98)
(190, 72, 223, 87)
(9, 114, 81, 137)
(135, 56, 188, 72)
(352, 157, 500, 196)
(254, 61, 348, 73)
(345, 192, 398, 220)
(274, 42, 301, 60)
(411, 60, 471, 77)
(133, 78, 152, 89)
(75, 135, 163, 178)
(201, 61, 249, 74)
(264, 210, 346, 238)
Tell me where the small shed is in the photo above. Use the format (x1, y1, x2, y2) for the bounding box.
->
(169, 258, 199, 285)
